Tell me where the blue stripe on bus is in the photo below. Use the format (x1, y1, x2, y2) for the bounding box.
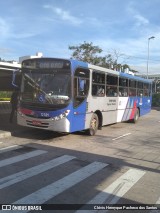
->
(70, 60, 88, 74)
(119, 72, 152, 83)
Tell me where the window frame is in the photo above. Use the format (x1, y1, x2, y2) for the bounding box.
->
(73, 68, 90, 108)
(92, 70, 105, 97)
(106, 74, 118, 97)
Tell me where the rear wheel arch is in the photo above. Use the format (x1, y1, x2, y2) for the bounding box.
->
(95, 110, 103, 130)
(132, 107, 140, 123)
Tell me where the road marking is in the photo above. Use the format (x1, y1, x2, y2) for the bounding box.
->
(0, 150, 47, 168)
(0, 145, 20, 153)
(76, 168, 145, 212)
(112, 133, 131, 141)
(0, 155, 76, 190)
(0, 142, 3, 144)
(12, 161, 108, 212)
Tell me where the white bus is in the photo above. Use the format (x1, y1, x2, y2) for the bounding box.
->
(17, 58, 152, 135)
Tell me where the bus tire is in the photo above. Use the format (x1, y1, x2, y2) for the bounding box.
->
(132, 108, 139, 123)
(87, 113, 99, 136)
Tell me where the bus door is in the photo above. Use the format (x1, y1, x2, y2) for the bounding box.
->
(71, 68, 90, 132)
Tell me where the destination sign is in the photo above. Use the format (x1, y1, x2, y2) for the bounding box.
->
(39, 61, 64, 69)
(22, 59, 70, 69)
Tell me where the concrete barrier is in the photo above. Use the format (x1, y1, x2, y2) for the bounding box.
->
(0, 101, 11, 114)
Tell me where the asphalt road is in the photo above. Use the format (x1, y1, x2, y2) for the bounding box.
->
(0, 109, 160, 212)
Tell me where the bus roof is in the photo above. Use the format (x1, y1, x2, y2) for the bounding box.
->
(22, 57, 152, 84)
(86, 61, 151, 84)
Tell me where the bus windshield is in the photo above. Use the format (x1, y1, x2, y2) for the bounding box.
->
(21, 69, 71, 106)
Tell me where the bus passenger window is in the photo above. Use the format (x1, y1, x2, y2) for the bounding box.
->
(96, 86, 105, 96)
(107, 75, 118, 85)
(137, 89, 143, 97)
(129, 80, 137, 96)
(92, 72, 105, 84)
(137, 81, 144, 97)
(143, 83, 149, 96)
(129, 88, 136, 96)
(92, 71, 105, 97)
(144, 89, 149, 97)
(106, 74, 118, 97)
(92, 85, 105, 96)
(137, 81, 143, 89)
(106, 86, 117, 97)
(119, 87, 128, 97)
(119, 77, 128, 97)
(143, 83, 149, 90)
(119, 78, 128, 87)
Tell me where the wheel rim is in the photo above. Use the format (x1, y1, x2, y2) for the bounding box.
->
(89, 114, 98, 136)
(134, 109, 139, 122)
(135, 110, 139, 121)
(91, 117, 98, 130)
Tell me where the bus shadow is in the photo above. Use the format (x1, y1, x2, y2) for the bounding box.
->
(11, 129, 69, 140)
(0, 113, 28, 132)
(0, 113, 68, 140)
(152, 107, 160, 111)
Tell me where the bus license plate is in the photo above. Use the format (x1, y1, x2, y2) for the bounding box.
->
(32, 120, 42, 126)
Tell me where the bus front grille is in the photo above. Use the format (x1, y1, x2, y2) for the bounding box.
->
(26, 120, 49, 128)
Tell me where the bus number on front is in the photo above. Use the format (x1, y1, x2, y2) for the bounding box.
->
(41, 112, 50, 117)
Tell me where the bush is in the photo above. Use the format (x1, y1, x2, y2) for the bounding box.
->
(0, 91, 11, 101)
(0, 91, 11, 98)
(152, 93, 160, 107)
(0, 98, 11, 101)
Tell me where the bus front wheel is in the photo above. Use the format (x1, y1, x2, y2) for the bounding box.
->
(87, 113, 99, 136)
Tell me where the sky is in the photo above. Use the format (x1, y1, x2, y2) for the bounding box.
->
(0, 0, 160, 74)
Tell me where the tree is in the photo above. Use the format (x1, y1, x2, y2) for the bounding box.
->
(69, 41, 136, 72)
(69, 41, 113, 67)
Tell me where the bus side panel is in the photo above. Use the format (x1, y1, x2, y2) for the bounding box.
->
(138, 96, 152, 116)
(85, 96, 118, 128)
(102, 111, 118, 125)
(117, 97, 138, 122)
(117, 97, 129, 122)
(70, 101, 87, 132)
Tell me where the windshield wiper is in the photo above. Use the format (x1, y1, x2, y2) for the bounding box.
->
(24, 74, 53, 104)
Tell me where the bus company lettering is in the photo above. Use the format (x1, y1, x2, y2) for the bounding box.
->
(107, 99, 116, 106)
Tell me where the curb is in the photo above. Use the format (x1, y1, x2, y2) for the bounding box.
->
(0, 131, 11, 139)
(0, 128, 41, 139)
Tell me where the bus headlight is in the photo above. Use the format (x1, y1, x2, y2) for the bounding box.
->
(17, 108, 24, 117)
(51, 110, 70, 121)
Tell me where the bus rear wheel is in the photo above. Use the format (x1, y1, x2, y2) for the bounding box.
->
(132, 108, 139, 123)
(87, 113, 99, 136)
